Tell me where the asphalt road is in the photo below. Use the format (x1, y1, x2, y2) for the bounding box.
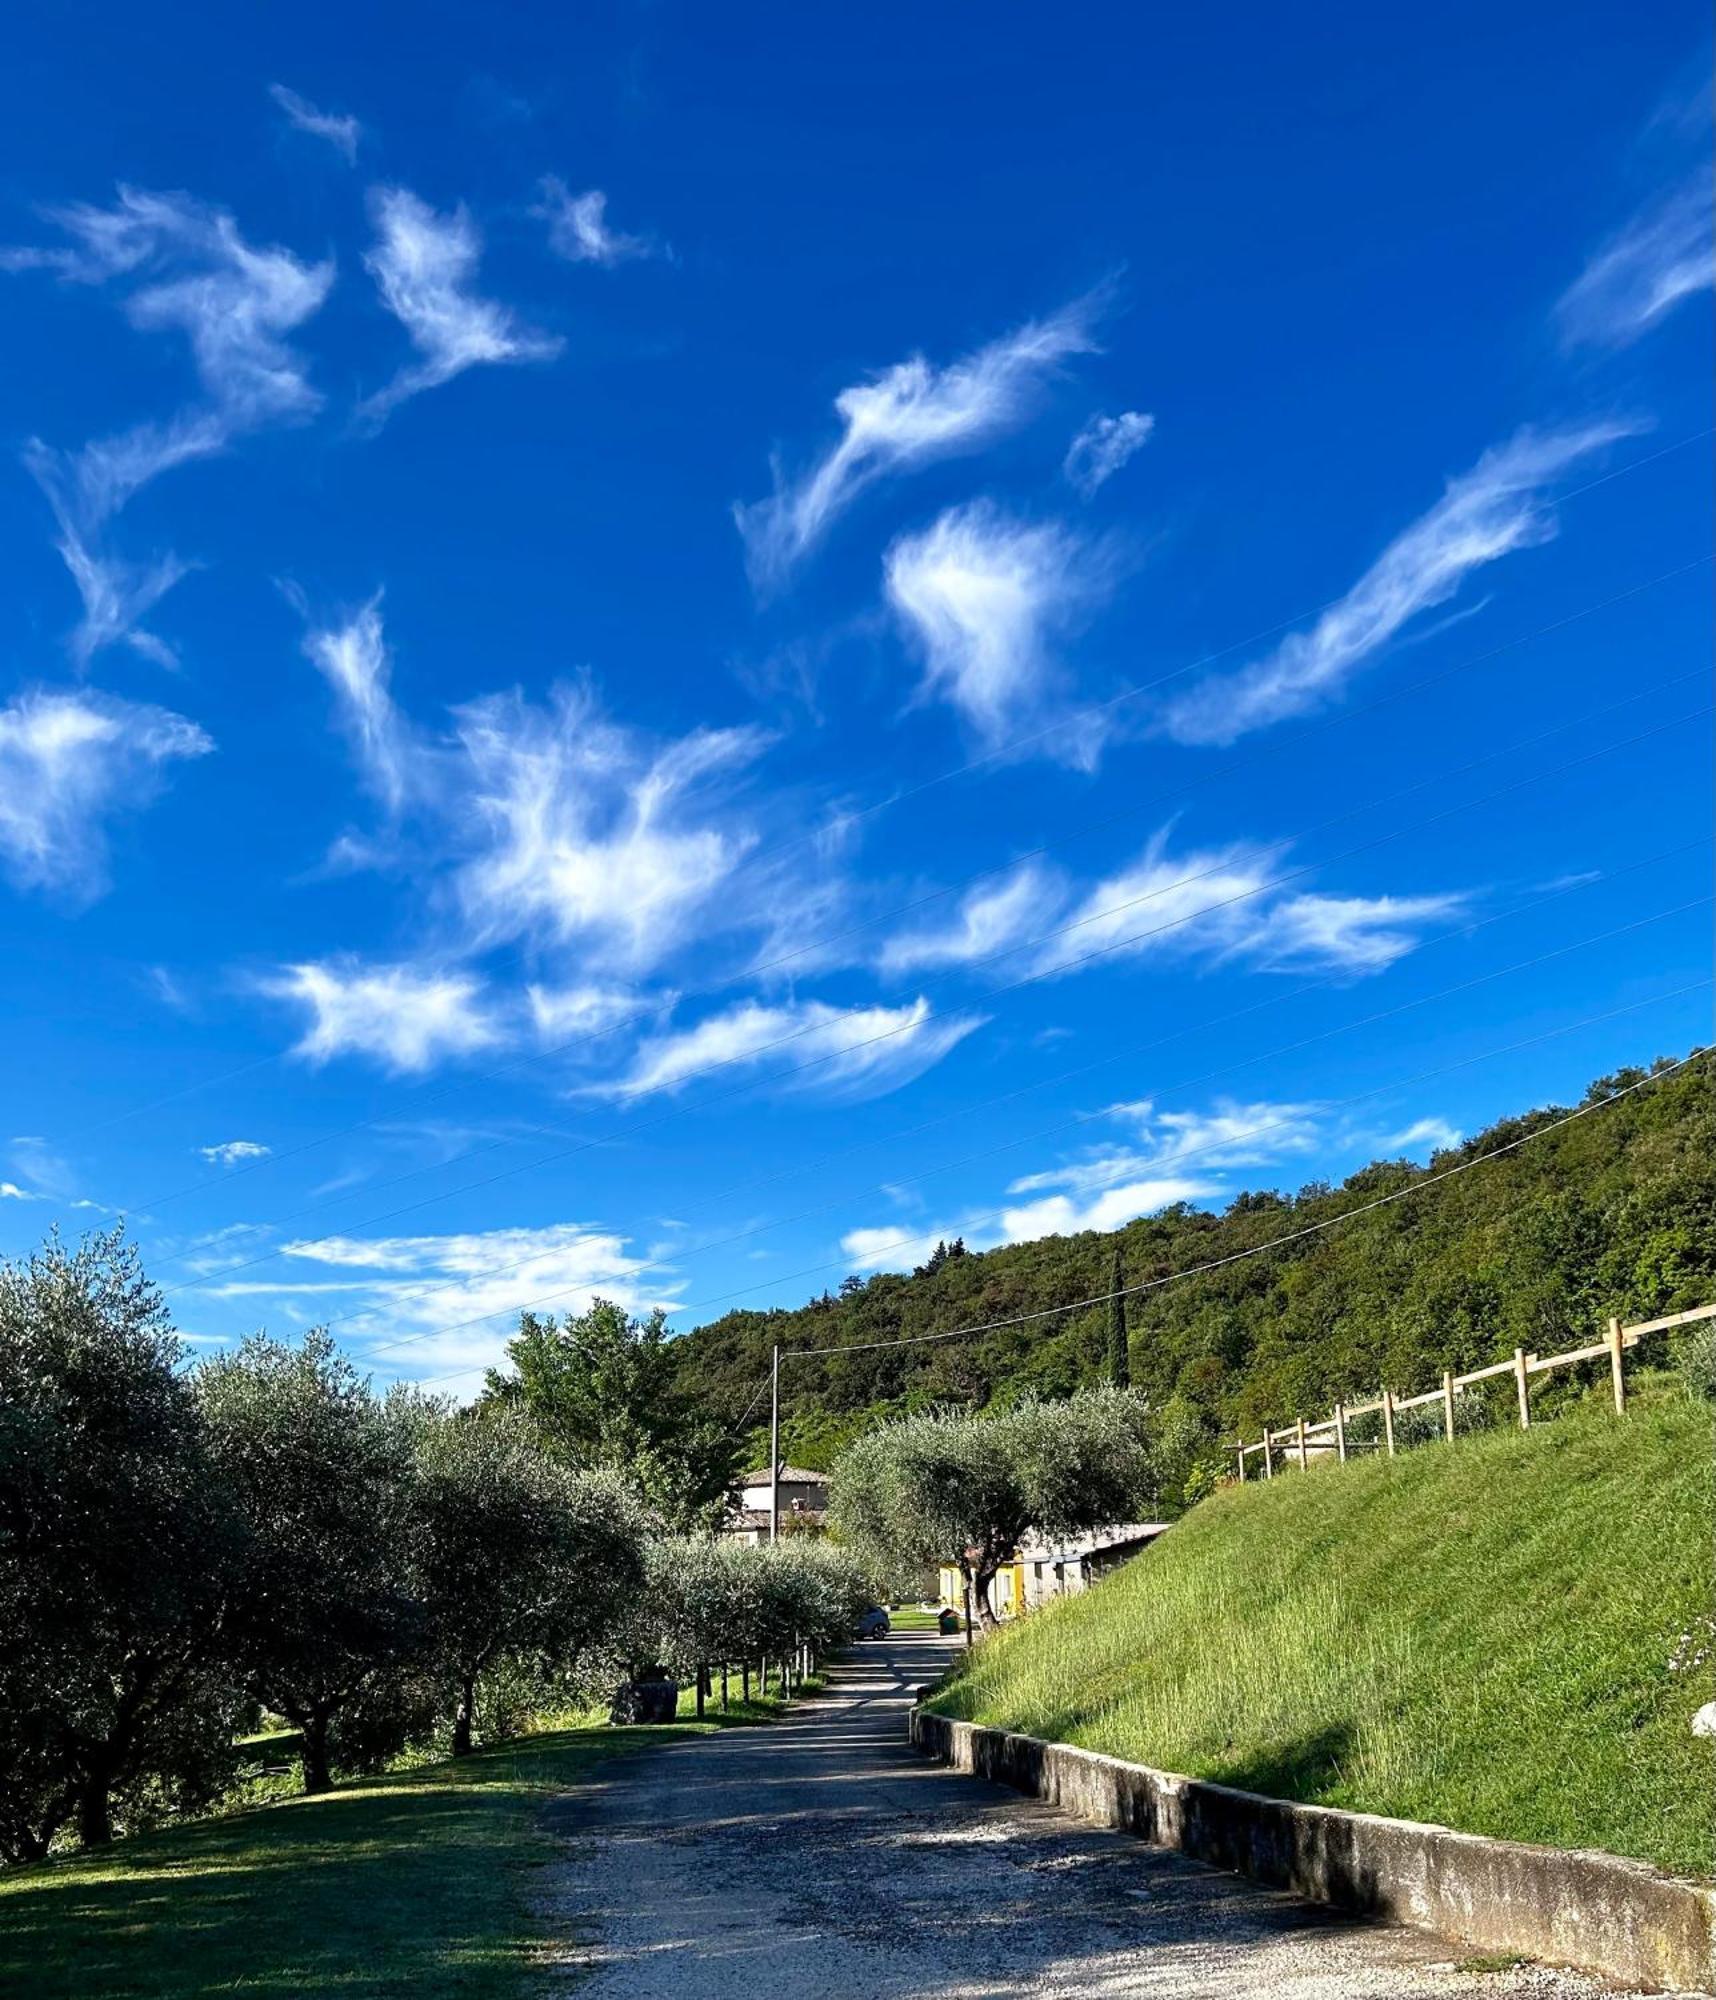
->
(541, 1631, 1604, 1999)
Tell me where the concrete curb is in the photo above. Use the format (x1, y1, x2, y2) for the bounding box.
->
(909, 1708, 1716, 1993)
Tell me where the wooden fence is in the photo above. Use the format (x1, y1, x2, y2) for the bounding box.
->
(1232, 1300, 1716, 1480)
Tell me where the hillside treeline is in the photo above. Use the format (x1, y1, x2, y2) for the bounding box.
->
(670, 1052, 1715, 1478)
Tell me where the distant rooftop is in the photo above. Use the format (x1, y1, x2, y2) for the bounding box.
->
(739, 1464, 827, 1486)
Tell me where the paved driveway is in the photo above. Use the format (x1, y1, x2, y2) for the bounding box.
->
(541, 1631, 1600, 1999)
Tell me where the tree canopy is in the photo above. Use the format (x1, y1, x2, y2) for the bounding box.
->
(828, 1388, 1153, 1626)
(481, 1300, 739, 1529)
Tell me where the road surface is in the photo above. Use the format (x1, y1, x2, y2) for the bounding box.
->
(540, 1631, 1602, 1999)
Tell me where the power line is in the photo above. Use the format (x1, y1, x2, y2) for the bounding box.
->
(781, 1047, 1711, 1360)
(126, 552, 1716, 1225)
(330, 878, 1703, 1360)
(394, 974, 1709, 1389)
(62, 442, 1709, 1194)
(150, 680, 1709, 1296)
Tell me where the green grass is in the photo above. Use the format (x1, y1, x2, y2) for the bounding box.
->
(929, 1392, 1716, 1876)
(0, 1687, 801, 1998)
(887, 1605, 945, 1631)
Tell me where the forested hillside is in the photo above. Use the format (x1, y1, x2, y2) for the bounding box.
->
(670, 1051, 1715, 1482)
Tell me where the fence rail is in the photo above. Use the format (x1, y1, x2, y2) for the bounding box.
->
(1232, 1300, 1716, 1479)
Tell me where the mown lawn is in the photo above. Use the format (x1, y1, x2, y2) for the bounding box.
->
(0, 1687, 795, 1999)
(930, 1392, 1716, 1876)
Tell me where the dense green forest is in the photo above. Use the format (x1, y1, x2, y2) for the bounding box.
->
(669, 1050, 1715, 1482)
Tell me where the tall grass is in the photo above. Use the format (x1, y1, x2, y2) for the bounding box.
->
(930, 1389, 1716, 1876)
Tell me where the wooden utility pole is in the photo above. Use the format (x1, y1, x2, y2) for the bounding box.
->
(769, 1344, 781, 1544)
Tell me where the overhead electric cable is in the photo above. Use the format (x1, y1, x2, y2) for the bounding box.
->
(55, 436, 1707, 1166)
(390, 973, 1709, 1388)
(151, 684, 1709, 1294)
(778, 1046, 1712, 1361)
(327, 878, 1703, 1357)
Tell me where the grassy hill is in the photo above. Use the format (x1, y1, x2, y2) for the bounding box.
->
(670, 1051, 1715, 1482)
(926, 1393, 1716, 1876)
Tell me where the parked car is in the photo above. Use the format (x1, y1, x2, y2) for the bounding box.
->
(857, 1605, 891, 1638)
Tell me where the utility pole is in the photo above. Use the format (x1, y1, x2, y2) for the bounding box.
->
(769, 1343, 781, 1544)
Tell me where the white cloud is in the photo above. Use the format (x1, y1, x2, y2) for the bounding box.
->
(450, 684, 769, 975)
(536, 179, 656, 265)
(263, 1219, 671, 1391)
(1375, 1116, 1461, 1156)
(267, 959, 501, 1073)
(0, 689, 211, 903)
(303, 598, 413, 813)
(1064, 409, 1154, 497)
(360, 187, 561, 422)
(599, 994, 983, 1103)
(1032, 830, 1280, 977)
(884, 501, 1108, 761)
(1558, 172, 1713, 348)
(8, 187, 332, 661)
(736, 297, 1100, 587)
(0, 1182, 40, 1201)
(199, 1140, 272, 1167)
(1162, 424, 1632, 746)
(526, 983, 650, 1045)
(1245, 891, 1467, 973)
(268, 84, 361, 163)
(1030, 830, 1464, 981)
(880, 864, 1064, 975)
(997, 1176, 1219, 1243)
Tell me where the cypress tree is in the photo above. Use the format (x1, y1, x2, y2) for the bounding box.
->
(1107, 1246, 1130, 1388)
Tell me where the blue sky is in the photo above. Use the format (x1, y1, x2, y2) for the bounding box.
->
(1, 2, 1710, 1398)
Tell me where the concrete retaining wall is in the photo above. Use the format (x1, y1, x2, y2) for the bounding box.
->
(909, 1709, 1716, 1993)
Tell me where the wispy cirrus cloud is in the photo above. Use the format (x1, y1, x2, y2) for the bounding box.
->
(736, 297, 1101, 589)
(1375, 1115, 1461, 1156)
(302, 597, 414, 814)
(595, 994, 984, 1103)
(5, 187, 333, 662)
(1064, 409, 1154, 497)
(266, 958, 501, 1073)
(1162, 423, 1631, 746)
(268, 84, 362, 163)
(880, 864, 1063, 976)
(884, 501, 1111, 763)
(535, 178, 659, 265)
(360, 187, 561, 424)
(222, 1219, 673, 1390)
(450, 685, 772, 976)
(1557, 170, 1713, 348)
(199, 1139, 272, 1167)
(878, 832, 1466, 987)
(0, 688, 211, 904)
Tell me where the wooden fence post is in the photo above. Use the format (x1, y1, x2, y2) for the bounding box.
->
(1607, 1316, 1626, 1415)
(1262, 1432, 1274, 1479)
(1442, 1369, 1456, 1443)
(1514, 1347, 1530, 1429)
(1236, 1445, 1246, 1483)
(1334, 1401, 1346, 1463)
(1296, 1417, 1308, 1470)
(1382, 1388, 1396, 1458)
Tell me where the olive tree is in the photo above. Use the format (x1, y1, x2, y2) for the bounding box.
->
(407, 1403, 647, 1754)
(829, 1388, 1152, 1629)
(0, 1231, 243, 1857)
(198, 1331, 425, 1794)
